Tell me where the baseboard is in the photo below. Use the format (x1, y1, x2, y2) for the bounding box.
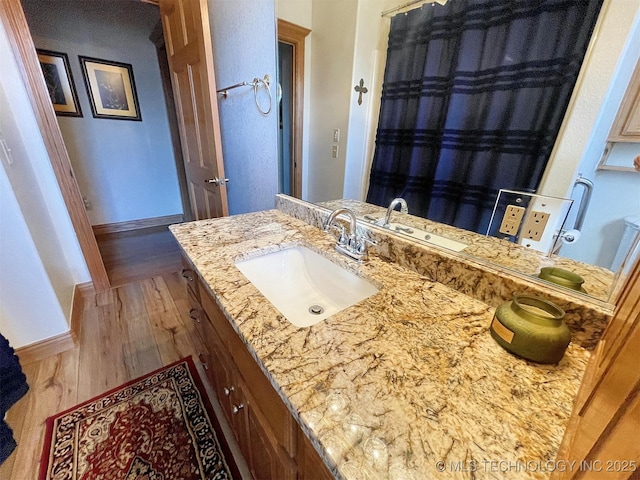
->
(72, 281, 93, 338)
(16, 331, 76, 366)
(92, 214, 184, 236)
(15, 281, 93, 365)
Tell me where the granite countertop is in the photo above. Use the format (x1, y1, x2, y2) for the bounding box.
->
(319, 199, 615, 303)
(170, 209, 590, 480)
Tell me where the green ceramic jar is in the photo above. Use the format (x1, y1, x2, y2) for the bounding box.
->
(538, 267, 585, 292)
(490, 295, 571, 364)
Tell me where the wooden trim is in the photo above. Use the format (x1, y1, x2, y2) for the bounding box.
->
(278, 19, 311, 200)
(607, 59, 640, 142)
(197, 0, 229, 217)
(15, 332, 76, 365)
(0, 0, 110, 292)
(72, 281, 94, 341)
(596, 142, 640, 172)
(73, 281, 94, 336)
(92, 214, 184, 235)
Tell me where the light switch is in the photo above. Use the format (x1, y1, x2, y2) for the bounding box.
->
(333, 129, 340, 143)
(332, 145, 339, 158)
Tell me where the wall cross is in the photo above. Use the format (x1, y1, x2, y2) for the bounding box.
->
(354, 78, 368, 106)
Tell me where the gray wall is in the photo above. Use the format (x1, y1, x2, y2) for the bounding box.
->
(22, 0, 182, 225)
(208, 0, 279, 215)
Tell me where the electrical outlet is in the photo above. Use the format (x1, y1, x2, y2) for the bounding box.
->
(82, 196, 93, 210)
(499, 205, 525, 235)
(333, 128, 340, 143)
(521, 211, 550, 241)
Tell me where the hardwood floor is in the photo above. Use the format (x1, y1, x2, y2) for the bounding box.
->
(0, 272, 250, 479)
(95, 225, 183, 287)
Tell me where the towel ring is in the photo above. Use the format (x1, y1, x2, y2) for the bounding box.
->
(216, 74, 272, 117)
(252, 76, 272, 117)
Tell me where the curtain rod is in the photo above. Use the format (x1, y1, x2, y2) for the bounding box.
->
(381, 0, 448, 18)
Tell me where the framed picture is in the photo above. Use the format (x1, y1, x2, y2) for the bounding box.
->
(36, 49, 82, 117)
(79, 56, 142, 121)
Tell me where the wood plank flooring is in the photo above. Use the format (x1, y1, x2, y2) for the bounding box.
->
(96, 225, 183, 287)
(0, 272, 249, 479)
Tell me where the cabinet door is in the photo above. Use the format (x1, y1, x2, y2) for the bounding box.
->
(240, 383, 297, 480)
(297, 427, 334, 480)
(202, 313, 236, 424)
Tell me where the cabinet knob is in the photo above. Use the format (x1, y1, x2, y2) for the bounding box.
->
(232, 403, 244, 414)
(223, 386, 235, 396)
(181, 268, 194, 282)
(189, 308, 201, 323)
(198, 353, 208, 370)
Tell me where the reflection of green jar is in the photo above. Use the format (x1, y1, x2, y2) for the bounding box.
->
(490, 296, 571, 364)
(538, 267, 585, 292)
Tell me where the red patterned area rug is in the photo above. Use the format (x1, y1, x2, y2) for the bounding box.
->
(39, 357, 239, 479)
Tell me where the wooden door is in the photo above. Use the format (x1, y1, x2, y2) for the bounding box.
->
(553, 258, 640, 479)
(159, 0, 228, 220)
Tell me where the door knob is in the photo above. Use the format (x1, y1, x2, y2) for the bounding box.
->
(205, 177, 229, 186)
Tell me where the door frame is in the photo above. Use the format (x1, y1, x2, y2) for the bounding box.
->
(0, 0, 110, 291)
(277, 19, 310, 199)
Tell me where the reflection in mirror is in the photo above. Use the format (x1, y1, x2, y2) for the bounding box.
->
(319, 198, 616, 303)
(275, 0, 640, 304)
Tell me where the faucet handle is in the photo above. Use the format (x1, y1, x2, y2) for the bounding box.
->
(356, 235, 377, 254)
(327, 223, 348, 246)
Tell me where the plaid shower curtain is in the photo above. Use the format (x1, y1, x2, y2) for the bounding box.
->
(366, 0, 603, 233)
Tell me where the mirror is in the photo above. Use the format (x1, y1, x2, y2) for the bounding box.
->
(275, 0, 640, 304)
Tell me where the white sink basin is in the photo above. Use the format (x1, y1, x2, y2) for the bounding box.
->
(376, 221, 468, 252)
(235, 246, 378, 327)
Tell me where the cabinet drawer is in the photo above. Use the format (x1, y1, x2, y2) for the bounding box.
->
(200, 290, 296, 456)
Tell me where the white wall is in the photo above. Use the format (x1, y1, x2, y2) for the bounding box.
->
(305, 0, 358, 203)
(276, 0, 312, 26)
(208, 0, 279, 215)
(343, 0, 396, 200)
(557, 8, 640, 268)
(539, 0, 640, 197)
(0, 164, 70, 347)
(0, 21, 89, 348)
(22, 0, 183, 225)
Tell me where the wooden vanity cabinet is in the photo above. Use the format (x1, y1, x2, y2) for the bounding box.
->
(180, 255, 333, 479)
(200, 290, 297, 479)
(181, 258, 210, 368)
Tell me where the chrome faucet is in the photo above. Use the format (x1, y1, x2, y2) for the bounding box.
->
(379, 197, 408, 228)
(323, 208, 374, 262)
